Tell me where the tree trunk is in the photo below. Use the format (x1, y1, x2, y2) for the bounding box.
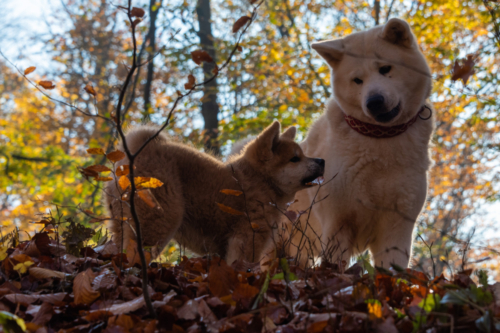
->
(196, 0, 220, 154)
(143, 0, 162, 120)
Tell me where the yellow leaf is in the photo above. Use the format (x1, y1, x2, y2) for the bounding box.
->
(119, 176, 131, 190)
(368, 302, 382, 319)
(107, 150, 126, 163)
(24, 66, 36, 75)
(216, 202, 244, 216)
(87, 148, 105, 155)
(0, 247, 7, 261)
(14, 261, 34, 274)
(220, 189, 243, 196)
(134, 177, 164, 189)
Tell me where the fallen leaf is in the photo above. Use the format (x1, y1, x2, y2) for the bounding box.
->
(4, 293, 67, 305)
(216, 202, 244, 216)
(251, 222, 260, 230)
(0, 311, 26, 333)
(24, 66, 36, 75)
(94, 296, 146, 316)
(232, 283, 259, 302)
(73, 269, 100, 305)
(233, 16, 251, 33)
(208, 257, 237, 297)
(29, 267, 66, 280)
(13, 261, 34, 274)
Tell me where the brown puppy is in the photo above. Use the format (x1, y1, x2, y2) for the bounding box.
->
(105, 121, 324, 264)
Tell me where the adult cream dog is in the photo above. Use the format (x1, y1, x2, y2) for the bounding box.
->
(288, 18, 435, 268)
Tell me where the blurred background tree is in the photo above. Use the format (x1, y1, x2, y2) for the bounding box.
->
(0, 0, 499, 276)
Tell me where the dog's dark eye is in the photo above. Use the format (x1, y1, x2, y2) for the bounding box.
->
(290, 156, 300, 163)
(379, 66, 392, 75)
(353, 78, 363, 85)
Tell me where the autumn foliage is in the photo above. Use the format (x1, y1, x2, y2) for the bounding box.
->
(0, 0, 500, 331)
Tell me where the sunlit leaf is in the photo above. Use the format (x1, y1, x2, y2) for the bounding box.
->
(24, 66, 36, 75)
(134, 177, 164, 189)
(13, 261, 34, 274)
(216, 202, 244, 215)
(220, 189, 243, 196)
(107, 150, 126, 162)
(119, 176, 131, 190)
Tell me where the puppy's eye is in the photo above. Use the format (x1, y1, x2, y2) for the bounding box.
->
(379, 66, 392, 75)
(290, 156, 300, 163)
(353, 78, 363, 85)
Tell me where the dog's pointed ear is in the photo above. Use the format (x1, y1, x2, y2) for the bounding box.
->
(255, 121, 281, 161)
(281, 126, 296, 140)
(311, 39, 344, 64)
(381, 18, 415, 48)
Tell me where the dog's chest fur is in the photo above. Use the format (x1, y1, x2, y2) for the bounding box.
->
(295, 100, 434, 251)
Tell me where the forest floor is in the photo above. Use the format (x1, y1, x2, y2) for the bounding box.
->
(0, 223, 499, 333)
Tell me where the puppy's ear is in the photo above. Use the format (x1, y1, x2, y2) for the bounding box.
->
(281, 126, 296, 140)
(311, 39, 344, 64)
(255, 121, 281, 161)
(380, 18, 415, 48)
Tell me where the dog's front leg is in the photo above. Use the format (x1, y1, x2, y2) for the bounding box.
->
(225, 225, 272, 265)
(369, 218, 415, 268)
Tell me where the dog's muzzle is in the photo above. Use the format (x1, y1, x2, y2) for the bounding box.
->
(366, 94, 400, 123)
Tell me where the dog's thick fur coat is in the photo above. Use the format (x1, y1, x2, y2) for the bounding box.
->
(287, 18, 435, 268)
(106, 122, 324, 264)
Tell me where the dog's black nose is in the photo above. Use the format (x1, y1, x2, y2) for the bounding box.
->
(314, 158, 325, 168)
(366, 94, 386, 115)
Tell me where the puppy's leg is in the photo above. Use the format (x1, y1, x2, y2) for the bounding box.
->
(369, 218, 414, 268)
(226, 225, 272, 265)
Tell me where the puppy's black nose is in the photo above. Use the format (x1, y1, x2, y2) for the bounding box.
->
(366, 94, 386, 115)
(314, 158, 325, 168)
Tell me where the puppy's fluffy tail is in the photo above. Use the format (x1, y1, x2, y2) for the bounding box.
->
(118, 125, 167, 155)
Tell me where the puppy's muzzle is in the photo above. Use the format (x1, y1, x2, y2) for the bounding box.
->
(366, 94, 400, 123)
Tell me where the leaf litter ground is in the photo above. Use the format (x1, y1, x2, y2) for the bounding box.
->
(0, 228, 500, 333)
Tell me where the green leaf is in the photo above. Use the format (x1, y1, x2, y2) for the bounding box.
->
(418, 293, 441, 313)
(0, 311, 26, 333)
